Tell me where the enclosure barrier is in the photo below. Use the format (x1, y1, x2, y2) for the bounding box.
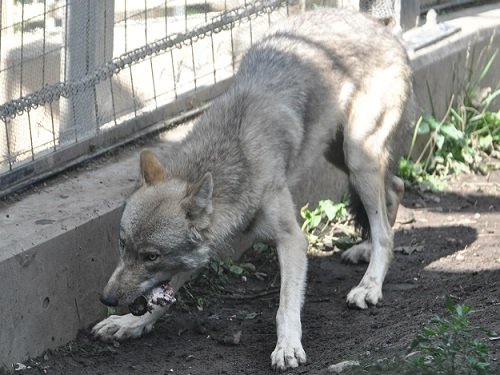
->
(0, 0, 460, 196)
(0, 0, 297, 197)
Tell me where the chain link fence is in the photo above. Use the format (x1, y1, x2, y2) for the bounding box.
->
(0, 0, 300, 195)
(0, 0, 405, 196)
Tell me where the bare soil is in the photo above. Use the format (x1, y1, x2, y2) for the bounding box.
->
(11, 171, 500, 375)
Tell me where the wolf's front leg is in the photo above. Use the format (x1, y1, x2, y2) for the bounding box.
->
(93, 271, 193, 341)
(265, 190, 308, 370)
(92, 304, 168, 341)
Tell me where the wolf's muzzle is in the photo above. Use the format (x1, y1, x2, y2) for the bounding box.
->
(100, 293, 119, 307)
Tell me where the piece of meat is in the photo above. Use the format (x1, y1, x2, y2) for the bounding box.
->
(128, 283, 176, 316)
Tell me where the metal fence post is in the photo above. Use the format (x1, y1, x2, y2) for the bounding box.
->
(59, 0, 97, 144)
(94, 0, 115, 127)
(395, 0, 420, 30)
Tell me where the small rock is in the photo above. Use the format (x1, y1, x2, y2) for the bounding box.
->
(429, 195, 440, 203)
(232, 330, 242, 345)
(395, 205, 415, 224)
(473, 213, 481, 220)
(328, 360, 360, 373)
(394, 245, 423, 255)
(218, 330, 242, 346)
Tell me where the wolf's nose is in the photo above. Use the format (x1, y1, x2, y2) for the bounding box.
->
(100, 293, 118, 307)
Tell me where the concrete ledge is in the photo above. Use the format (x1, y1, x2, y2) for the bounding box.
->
(1, 3, 500, 368)
(410, 3, 500, 117)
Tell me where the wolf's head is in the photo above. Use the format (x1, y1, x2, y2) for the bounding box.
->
(100, 150, 213, 309)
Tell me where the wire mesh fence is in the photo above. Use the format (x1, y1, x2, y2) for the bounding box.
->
(0, 0, 300, 195)
(0, 0, 406, 196)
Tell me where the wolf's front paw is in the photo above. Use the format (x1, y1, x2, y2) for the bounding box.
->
(92, 314, 155, 342)
(271, 339, 307, 370)
(341, 241, 371, 264)
(346, 280, 382, 309)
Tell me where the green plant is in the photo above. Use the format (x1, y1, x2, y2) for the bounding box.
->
(209, 258, 247, 278)
(301, 198, 348, 237)
(300, 198, 360, 251)
(400, 52, 500, 189)
(177, 253, 271, 310)
(406, 297, 496, 374)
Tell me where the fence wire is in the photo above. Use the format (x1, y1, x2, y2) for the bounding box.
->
(0, 0, 406, 196)
(0, 0, 295, 195)
(0, 0, 289, 122)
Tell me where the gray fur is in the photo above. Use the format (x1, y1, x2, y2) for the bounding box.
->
(95, 8, 415, 370)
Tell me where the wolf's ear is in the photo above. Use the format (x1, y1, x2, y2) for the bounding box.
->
(182, 172, 213, 227)
(140, 150, 167, 185)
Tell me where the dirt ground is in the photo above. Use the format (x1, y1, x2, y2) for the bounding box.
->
(10, 170, 500, 374)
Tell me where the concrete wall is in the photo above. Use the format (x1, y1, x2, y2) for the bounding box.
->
(411, 4, 500, 117)
(1, 3, 500, 368)
(0, 209, 121, 364)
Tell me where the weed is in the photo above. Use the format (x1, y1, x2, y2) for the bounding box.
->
(176, 249, 273, 310)
(301, 198, 349, 235)
(300, 197, 360, 251)
(401, 52, 500, 190)
(406, 297, 496, 374)
(209, 258, 248, 278)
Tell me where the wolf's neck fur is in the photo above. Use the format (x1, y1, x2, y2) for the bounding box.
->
(165, 87, 264, 244)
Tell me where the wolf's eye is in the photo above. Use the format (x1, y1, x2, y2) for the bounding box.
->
(145, 253, 159, 262)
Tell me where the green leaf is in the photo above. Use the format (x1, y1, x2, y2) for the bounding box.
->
(479, 134, 493, 150)
(320, 200, 345, 221)
(423, 327, 437, 336)
(417, 120, 431, 135)
(440, 123, 464, 142)
(310, 214, 322, 229)
(423, 113, 440, 130)
(444, 296, 455, 312)
(462, 148, 475, 164)
(435, 133, 445, 150)
(229, 264, 244, 276)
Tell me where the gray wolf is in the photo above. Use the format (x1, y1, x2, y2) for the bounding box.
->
(93, 8, 415, 370)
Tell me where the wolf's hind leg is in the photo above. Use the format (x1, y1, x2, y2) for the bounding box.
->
(342, 84, 408, 308)
(386, 174, 404, 227)
(341, 174, 404, 264)
(341, 240, 371, 263)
